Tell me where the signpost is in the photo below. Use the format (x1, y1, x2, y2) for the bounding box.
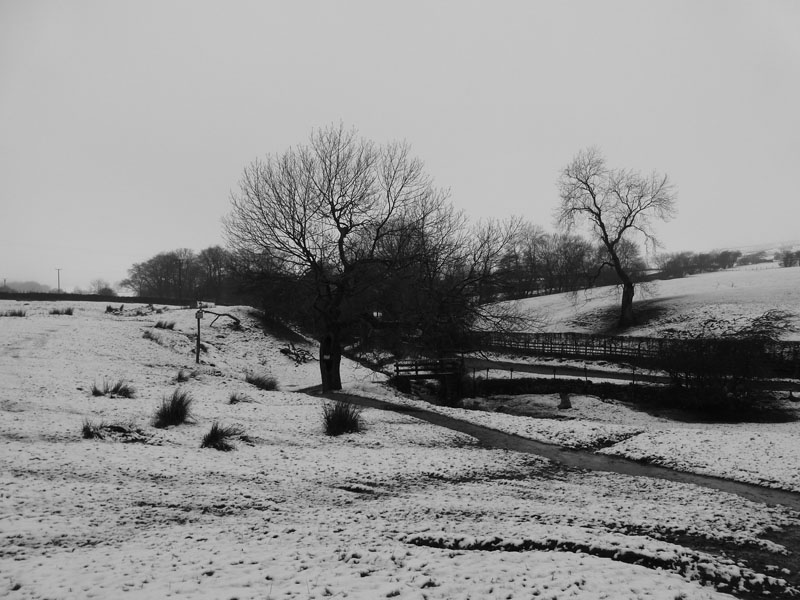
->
(195, 308, 204, 364)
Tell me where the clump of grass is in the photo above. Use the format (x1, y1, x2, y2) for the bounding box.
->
(152, 388, 194, 428)
(49, 307, 74, 316)
(91, 378, 136, 398)
(82, 419, 104, 439)
(245, 372, 279, 391)
(109, 379, 135, 398)
(0, 309, 26, 317)
(201, 422, 246, 451)
(155, 320, 176, 330)
(322, 400, 364, 436)
(175, 369, 197, 383)
(142, 329, 159, 342)
(228, 391, 254, 404)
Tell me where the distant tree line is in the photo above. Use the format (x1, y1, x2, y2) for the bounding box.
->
(117, 241, 796, 308)
(654, 249, 743, 278)
(120, 246, 237, 302)
(778, 248, 800, 268)
(655, 248, 800, 278)
(480, 227, 649, 300)
(120, 228, 650, 305)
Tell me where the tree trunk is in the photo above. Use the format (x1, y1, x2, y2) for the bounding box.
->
(607, 244, 636, 329)
(619, 280, 636, 328)
(319, 331, 342, 392)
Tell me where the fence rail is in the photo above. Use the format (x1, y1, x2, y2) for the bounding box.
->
(394, 358, 464, 377)
(470, 331, 800, 376)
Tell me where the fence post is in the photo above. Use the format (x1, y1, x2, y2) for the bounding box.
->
(195, 308, 204, 364)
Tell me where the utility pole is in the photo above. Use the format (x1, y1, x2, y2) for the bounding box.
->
(56, 268, 61, 293)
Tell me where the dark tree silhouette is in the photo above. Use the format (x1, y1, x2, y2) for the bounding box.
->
(557, 147, 677, 327)
(225, 124, 451, 391)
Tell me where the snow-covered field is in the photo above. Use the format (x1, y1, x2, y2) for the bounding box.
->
(2, 299, 800, 599)
(503, 265, 800, 340)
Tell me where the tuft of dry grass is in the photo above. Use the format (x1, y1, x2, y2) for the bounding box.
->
(245, 372, 279, 391)
(82, 419, 105, 439)
(322, 400, 364, 436)
(0, 309, 26, 317)
(91, 378, 136, 398)
(228, 391, 254, 404)
(201, 422, 246, 451)
(152, 389, 194, 428)
(175, 369, 198, 383)
(49, 307, 74, 316)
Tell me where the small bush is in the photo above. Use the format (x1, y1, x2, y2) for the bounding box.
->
(82, 419, 104, 439)
(0, 309, 26, 317)
(142, 329, 159, 342)
(155, 320, 176, 330)
(201, 422, 245, 451)
(228, 391, 254, 404)
(322, 400, 363, 436)
(49, 307, 74, 316)
(152, 389, 194, 428)
(245, 372, 279, 391)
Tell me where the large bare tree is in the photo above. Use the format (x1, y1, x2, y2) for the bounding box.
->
(557, 147, 677, 327)
(225, 124, 451, 391)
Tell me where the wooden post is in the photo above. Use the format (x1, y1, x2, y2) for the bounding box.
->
(195, 308, 204, 364)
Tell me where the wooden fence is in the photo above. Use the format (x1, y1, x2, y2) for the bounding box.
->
(470, 331, 800, 376)
(394, 358, 464, 378)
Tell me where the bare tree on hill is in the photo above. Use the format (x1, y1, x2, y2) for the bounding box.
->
(557, 147, 677, 328)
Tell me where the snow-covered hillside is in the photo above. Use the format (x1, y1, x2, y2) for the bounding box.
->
(2, 301, 799, 599)
(502, 265, 800, 340)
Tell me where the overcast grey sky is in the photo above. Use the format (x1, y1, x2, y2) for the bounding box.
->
(1, 0, 798, 291)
